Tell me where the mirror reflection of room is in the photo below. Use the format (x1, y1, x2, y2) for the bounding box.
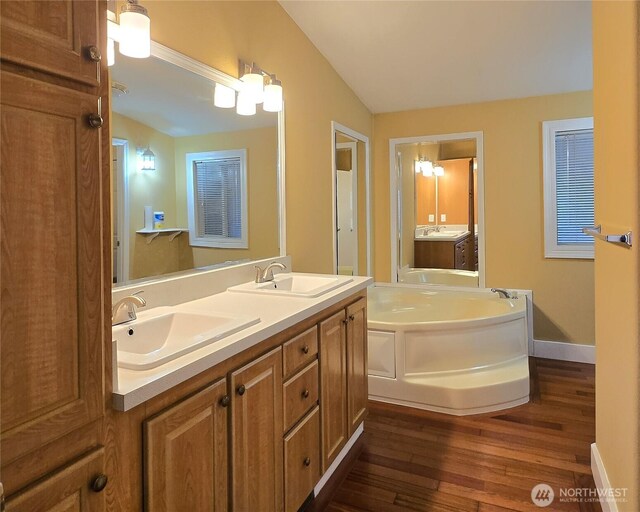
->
(110, 50, 280, 285)
(398, 139, 479, 287)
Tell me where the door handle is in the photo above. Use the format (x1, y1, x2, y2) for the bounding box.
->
(582, 225, 632, 247)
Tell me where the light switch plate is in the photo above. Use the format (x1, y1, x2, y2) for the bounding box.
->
(428, 214, 435, 222)
(440, 214, 447, 222)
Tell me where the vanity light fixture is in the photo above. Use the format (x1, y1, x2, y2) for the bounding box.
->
(236, 60, 284, 114)
(434, 165, 445, 177)
(415, 158, 434, 176)
(137, 147, 156, 172)
(107, 0, 152, 67)
(214, 83, 236, 109)
(263, 75, 283, 113)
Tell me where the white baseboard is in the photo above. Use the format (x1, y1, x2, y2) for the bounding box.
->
(591, 443, 618, 512)
(313, 423, 363, 495)
(533, 339, 595, 364)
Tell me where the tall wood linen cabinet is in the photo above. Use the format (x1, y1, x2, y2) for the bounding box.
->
(0, 1, 111, 510)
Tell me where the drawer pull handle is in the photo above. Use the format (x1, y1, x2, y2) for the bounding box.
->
(219, 395, 230, 407)
(303, 457, 311, 467)
(302, 389, 310, 399)
(87, 113, 103, 128)
(349, 314, 355, 321)
(237, 385, 246, 396)
(90, 474, 108, 493)
(302, 345, 309, 354)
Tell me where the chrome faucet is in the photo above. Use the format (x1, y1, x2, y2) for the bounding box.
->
(423, 225, 441, 235)
(254, 262, 286, 283)
(112, 292, 146, 326)
(491, 288, 513, 299)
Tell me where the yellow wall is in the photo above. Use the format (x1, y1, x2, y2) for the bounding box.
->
(146, 0, 373, 274)
(174, 126, 279, 268)
(593, 2, 639, 508)
(374, 91, 594, 344)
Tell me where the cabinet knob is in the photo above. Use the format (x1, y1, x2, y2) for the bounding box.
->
(237, 384, 246, 396)
(303, 457, 311, 467)
(86, 45, 102, 62)
(87, 114, 103, 128)
(302, 389, 310, 399)
(301, 345, 309, 354)
(90, 473, 108, 493)
(342, 319, 348, 325)
(349, 314, 355, 321)
(219, 395, 230, 407)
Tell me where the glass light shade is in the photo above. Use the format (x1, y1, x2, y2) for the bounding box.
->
(214, 83, 236, 108)
(236, 89, 256, 116)
(240, 73, 264, 104)
(263, 83, 283, 112)
(139, 148, 155, 171)
(107, 37, 115, 67)
(119, 9, 150, 58)
(415, 160, 422, 173)
(422, 167, 433, 177)
(434, 165, 445, 176)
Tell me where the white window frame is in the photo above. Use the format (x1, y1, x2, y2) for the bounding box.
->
(542, 117, 594, 259)
(186, 149, 248, 249)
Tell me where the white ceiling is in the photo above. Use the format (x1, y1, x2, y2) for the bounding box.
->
(279, 0, 592, 113)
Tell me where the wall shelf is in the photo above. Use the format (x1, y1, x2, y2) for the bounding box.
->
(136, 228, 188, 244)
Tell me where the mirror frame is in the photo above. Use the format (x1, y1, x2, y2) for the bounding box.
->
(388, 131, 485, 287)
(112, 41, 286, 287)
(331, 121, 372, 277)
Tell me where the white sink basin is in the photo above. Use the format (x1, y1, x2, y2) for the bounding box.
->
(228, 273, 353, 298)
(115, 308, 260, 370)
(416, 229, 469, 241)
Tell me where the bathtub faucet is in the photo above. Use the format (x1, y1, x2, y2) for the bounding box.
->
(491, 288, 513, 299)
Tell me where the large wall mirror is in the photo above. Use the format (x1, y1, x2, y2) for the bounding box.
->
(110, 43, 284, 286)
(390, 132, 484, 287)
(332, 122, 371, 277)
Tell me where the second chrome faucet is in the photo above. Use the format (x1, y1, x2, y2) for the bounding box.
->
(254, 262, 286, 283)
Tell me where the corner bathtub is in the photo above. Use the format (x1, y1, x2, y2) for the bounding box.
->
(367, 285, 530, 415)
(398, 267, 479, 287)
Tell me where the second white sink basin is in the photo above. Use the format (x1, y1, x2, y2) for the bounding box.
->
(228, 273, 353, 298)
(115, 308, 260, 370)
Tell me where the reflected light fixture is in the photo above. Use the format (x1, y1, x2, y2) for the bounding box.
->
(137, 147, 156, 171)
(236, 88, 257, 116)
(107, 0, 151, 67)
(434, 165, 445, 177)
(415, 158, 433, 176)
(214, 83, 236, 108)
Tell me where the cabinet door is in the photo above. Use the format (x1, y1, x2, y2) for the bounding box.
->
(346, 299, 368, 435)
(319, 310, 348, 472)
(231, 347, 283, 512)
(6, 448, 106, 512)
(0, 0, 100, 86)
(1, 71, 104, 465)
(144, 379, 229, 512)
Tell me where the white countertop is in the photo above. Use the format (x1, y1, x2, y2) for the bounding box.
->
(414, 230, 471, 242)
(113, 273, 372, 411)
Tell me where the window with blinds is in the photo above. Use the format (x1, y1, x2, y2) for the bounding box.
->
(186, 149, 248, 249)
(542, 117, 594, 259)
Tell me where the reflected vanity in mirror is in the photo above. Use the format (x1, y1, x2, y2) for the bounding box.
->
(332, 122, 371, 277)
(110, 43, 284, 286)
(390, 132, 484, 287)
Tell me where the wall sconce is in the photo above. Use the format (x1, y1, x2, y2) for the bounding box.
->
(234, 60, 284, 115)
(137, 147, 155, 171)
(107, 0, 151, 67)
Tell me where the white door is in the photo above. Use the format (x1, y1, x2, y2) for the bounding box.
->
(336, 142, 357, 275)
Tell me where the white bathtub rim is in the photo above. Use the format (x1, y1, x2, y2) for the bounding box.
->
(400, 354, 530, 379)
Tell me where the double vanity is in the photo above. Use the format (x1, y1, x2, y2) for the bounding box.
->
(110, 261, 371, 512)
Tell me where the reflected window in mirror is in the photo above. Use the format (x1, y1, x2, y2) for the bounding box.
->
(109, 43, 283, 287)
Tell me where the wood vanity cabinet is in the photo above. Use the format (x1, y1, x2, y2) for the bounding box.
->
(319, 297, 368, 472)
(414, 234, 472, 270)
(1, 0, 111, 509)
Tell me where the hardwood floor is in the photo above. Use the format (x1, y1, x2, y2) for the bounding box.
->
(310, 358, 601, 512)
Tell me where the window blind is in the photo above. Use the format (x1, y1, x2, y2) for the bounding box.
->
(193, 156, 242, 240)
(554, 128, 594, 245)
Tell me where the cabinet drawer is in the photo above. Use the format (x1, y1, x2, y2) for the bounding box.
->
(283, 326, 318, 378)
(284, 406, 320, 512)
(283, 360, 319, 433)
